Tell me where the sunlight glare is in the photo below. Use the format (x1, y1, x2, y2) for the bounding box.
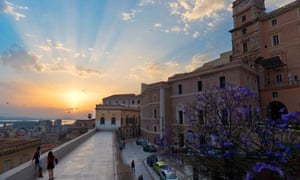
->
(62, 91, 86, 109)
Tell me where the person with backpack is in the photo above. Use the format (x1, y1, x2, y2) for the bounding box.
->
(47, 151, 57, 180)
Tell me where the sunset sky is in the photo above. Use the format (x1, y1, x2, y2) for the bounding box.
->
(0, 0, 294, 119)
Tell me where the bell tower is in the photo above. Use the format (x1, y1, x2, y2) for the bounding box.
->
(230, 0, 266, 64)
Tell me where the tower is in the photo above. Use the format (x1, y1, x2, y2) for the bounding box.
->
(230, 0, 266, 64)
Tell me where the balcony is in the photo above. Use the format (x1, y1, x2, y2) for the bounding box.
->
(263, 79, 300, 89)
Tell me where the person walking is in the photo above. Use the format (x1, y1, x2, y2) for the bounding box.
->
(47, 151, 56, 180)
(138, 174, 143, 180)
(131, 160, 135, 172)
(32, 146, 43, 178)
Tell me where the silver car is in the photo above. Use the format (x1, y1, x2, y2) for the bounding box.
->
(159, 169, 178, 180)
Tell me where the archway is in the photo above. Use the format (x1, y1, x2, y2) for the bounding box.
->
(267, 101, 288, 120)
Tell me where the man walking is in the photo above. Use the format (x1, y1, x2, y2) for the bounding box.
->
(32, 146, 43, 178)
(131, 160, 135, 172)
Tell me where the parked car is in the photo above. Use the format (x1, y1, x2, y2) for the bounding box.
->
(136, 137, 146, 145)
(153, 161, 169, 174)
(159, 169, 178, 180)
(143, 144, 157, 152)
(141, 141, 149, 148)
(147, 154, 158, 167)
(207, 148, 223, 158)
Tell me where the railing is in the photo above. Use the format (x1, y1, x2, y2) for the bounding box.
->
(0, 128, 96, 180)
(263, 79, 300, 89)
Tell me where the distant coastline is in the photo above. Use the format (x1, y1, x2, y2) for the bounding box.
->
(0, 116, 50, 121)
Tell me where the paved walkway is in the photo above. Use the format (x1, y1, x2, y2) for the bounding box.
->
(36, 131, 115, 180)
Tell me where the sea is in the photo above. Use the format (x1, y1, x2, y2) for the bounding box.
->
(0, 119, 76, 128)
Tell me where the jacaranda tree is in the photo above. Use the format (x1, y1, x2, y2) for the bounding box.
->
(158, 84, 300, 179)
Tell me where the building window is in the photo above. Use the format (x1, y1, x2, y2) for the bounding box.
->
(276, 74, 283, 84)
(247, 76, 251, 89)
(241, 15, 247, 23)
(187, 130, 194, 144)
(14, 159, 19, 168)
(4, 160, 10, 172)
(178, 84, 182, 94)
(22, 155, 28, 163)
(111, 117, 116, 125)
(100, 117, 105, 125)
(221, 109, 228, 125)
(154, 126, 157, 132)
(154, 109, 157, 118)
(272, 92, 278, 98)
(243, 42, 248, 52)
(179, 134, 184, 147)
(197, 81, 202, 92)
(132, 100, 135, 104)
(178, 110, 184, 124)
(198, 110, 204, 124)
(272, 34, 280, 46)
(242, 28, 247, 35)
(271, 19, 277, 26)
(219, 76, 226, 88)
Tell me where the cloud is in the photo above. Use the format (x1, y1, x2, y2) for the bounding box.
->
(0, 0, 28, 20)
(47, 57, 101, 77)
(154, 23, 162, 28)
(170, 26, 181, 33)
(138, 0, 157, 6)
(0, 44, 44, 72)
(121, 10, 140, 22)
(192, 31, 200, 38)
(129, 60, 181, 83)
(169, 0, 227, 22)
(185, 53, 210, 72)
(38, 45, 51, 52)
(75, 66, 101, 76)
(46, 40, 71, 52)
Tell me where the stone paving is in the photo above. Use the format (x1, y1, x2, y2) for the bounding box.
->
(35, 131, 115, 180)
(33, 132, 183, 180)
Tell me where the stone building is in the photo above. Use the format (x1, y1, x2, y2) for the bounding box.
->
(141, 51, 259, 145)
(140, 0, 300, 146)
(0, 138, 41, 174)
(95, 94, 140, 139)
(102, 94, 141, 108)
(230, 0, 300, 118)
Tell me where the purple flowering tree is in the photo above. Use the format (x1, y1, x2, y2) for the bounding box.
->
(159, 84, 300, 179)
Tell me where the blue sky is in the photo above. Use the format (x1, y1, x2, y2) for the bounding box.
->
(0, 0, 294, 118)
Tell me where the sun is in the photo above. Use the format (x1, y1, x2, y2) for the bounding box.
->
(61, 91, 85, 108)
